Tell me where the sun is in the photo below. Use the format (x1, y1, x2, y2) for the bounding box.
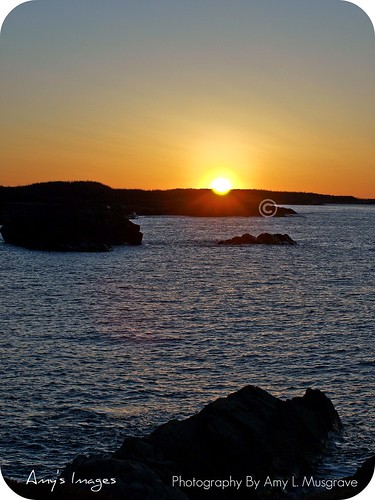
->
(211, 177, 232, 195)
(210, 177, 232, 195)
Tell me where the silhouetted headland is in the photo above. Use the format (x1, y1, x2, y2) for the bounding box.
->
(5, 385, 374, 499)
(1, 181, 372, 220)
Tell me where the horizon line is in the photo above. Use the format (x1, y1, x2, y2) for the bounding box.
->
(1, 180, 375, 200)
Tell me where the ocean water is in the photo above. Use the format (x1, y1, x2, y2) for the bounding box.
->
(0, 205, 374, 482)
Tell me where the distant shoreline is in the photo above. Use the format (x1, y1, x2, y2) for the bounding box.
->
(0, 181, 373, 221)
(1, 181, 374, 203)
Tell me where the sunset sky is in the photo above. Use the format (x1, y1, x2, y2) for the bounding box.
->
(0, 0, 374, 197)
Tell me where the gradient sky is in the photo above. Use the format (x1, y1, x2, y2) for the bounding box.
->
(0, 0, 374, 196)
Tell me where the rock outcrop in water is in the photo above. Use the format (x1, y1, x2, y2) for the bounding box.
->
(0, 203, 142, 251)
(218, 233, 297, 245)
(6, 385, 357, 500)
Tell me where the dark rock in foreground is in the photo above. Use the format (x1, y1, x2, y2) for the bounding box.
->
(7, 385, 360, 500)
(218, 233, 297, 245)
(0, 203, 142, 251)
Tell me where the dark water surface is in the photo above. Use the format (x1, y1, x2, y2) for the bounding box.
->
(1, 205, 374, 480)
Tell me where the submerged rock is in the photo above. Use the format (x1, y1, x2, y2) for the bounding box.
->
(0, 203, 142, 251)
(218, 233, 297, 245)
(6, 385, 354, 499)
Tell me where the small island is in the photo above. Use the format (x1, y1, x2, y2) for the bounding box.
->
(0, 202, 143, 251)
(218, 233, 297, 245)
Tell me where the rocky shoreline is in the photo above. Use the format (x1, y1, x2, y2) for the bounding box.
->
(4, 386, 374, 499)
(0, 205, 300, 252)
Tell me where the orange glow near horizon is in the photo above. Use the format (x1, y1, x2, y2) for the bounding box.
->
(0, 1, 374, 198)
